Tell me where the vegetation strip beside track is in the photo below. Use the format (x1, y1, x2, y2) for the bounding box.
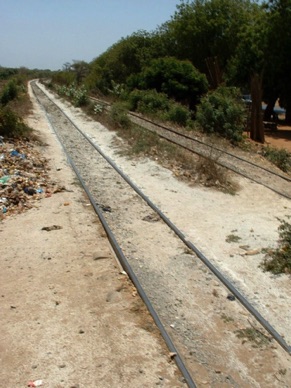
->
(90, 97, 291, 200)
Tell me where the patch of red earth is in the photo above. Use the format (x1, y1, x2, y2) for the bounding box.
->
(264, 125, 291, 152)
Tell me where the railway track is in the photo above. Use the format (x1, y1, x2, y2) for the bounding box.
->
(31, 81, 291, 387)
(91, 96, 291, 200)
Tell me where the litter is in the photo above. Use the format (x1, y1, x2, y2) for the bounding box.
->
(10, 149, 26, 158)
(0, 138, 59, 217)
(27, 380, 43, 387)
(0, 175, 10, 184)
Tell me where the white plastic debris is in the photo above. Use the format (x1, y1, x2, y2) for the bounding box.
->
(27, 380, 43, 387)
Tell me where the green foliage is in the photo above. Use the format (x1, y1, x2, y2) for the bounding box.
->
(0, 79, 18, 105)
(127, 89, 191, 127)
(166, 104, 191, 126)
(235, 327, 270, 347)
(109, 103, 131, 128)
(196, 86, 246, 143)
(86, 30, 167, 93)
(128, 89, 169, 113)
(262, 146, 291, 173)
(127, 57, 208, 109)
(261, 219, 291, 274)
(51, 70, 75, 86)
(0, 107, 31, 137)
(56, 84, 88, 107)
(164, 0, 259, 73)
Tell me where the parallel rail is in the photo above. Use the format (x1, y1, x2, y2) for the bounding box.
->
(32, 82, 291, 386)
(91, 96, 291, 200)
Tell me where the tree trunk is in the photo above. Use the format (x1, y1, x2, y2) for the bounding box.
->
(250, 74, 265, 143)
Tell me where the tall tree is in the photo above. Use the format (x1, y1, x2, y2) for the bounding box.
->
(162, 0, 260, 77)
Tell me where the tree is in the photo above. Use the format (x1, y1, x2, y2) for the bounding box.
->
(162, 0, 260, 77)
(86, 30, 168, 93)
(70, 60, 89, 85)
(127, 57, 208, 109)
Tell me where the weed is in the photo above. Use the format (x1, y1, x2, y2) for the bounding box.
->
(235, 327, 270, 347)
(261, 146, 291, 173)
(109, 103, 131, 129)
(226, 234, 241, 243)
(221, 313, 234, 323)
(56, 83, 88, 107)
(260, 219, 291, 274)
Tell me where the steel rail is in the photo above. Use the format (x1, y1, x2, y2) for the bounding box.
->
(34, 82, 291, 355)
(31, 81, 197, 388)
(91, 96, 291, 184)
(129, 111, 291, 183)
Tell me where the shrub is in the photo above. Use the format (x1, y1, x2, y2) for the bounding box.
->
(56, 83, 88, 107)
(166, 103, 191, 126)
(109, 103, 131, 128)
(0, 107, 31, 137)
(262, 146, 290, 173)
(0, 79, 18, 105)
(128, 57, 208, 109)
(128, 89, 169, 114)
(196, 86, 246, 143)
(261, 219, 291, 274)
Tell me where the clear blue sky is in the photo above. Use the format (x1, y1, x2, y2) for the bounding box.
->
(0, 0, 180, 71)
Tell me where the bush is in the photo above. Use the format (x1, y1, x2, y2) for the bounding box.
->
(196, 86, 246, 143)
(0, 107, 31, 137)
(166, 103, 191, 126)
(0, 80, 18, 105)
(56, 83, 88, 107)
(128, 89, 169, 114)
(261, 219, 291, 274)
(127, 57, 208, 109)
(262, 146, 291, 173)
(109, 103, 131, 128)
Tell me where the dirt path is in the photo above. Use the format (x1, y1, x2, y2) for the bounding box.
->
(0, 89, 185, 388)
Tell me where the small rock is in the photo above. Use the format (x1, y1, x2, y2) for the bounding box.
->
(227, 294, 235, 301)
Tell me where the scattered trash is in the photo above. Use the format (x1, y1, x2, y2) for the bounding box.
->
(227, 294, 236, 301)
(0, 175, 10, 184)
(41, 225, 63, 231)
(27, 380, 43, 387)
(10, 149, 26, 158)
(0, 138, 59, 217)
(24, 187, 37, 195)
(63, 202, 70, 206)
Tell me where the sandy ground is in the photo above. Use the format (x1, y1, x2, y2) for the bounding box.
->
(0, 89, 185, 387)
